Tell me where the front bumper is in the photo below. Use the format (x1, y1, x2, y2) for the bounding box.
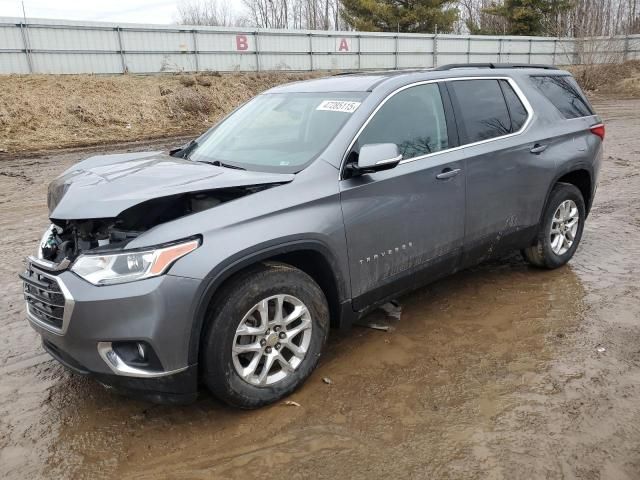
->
(42, 338, 199, 404)
(22, 257, 203, 403)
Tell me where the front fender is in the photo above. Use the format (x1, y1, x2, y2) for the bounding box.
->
(184, 238, 349, 365)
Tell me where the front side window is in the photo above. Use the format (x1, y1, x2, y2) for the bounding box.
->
(448, 79, 513, 144)
(355, 83, 449, 160)
(190, 92, 367, 173)
(530, 75, 594, 119)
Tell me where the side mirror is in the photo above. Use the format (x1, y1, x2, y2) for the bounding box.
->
(351, 143, 402, 176)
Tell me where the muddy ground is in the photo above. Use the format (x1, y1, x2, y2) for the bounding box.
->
(1, 98, 639, 479)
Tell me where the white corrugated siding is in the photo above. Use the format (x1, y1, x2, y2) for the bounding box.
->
(0, 52, 29, 73)
(0, 23, 25, 49)
(0, 17, 635, 74)
(27, 24, 118, 51)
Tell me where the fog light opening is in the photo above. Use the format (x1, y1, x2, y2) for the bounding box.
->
(111, 340, 163, 371)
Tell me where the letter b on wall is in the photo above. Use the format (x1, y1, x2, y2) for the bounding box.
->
(236, 34, 249, 51)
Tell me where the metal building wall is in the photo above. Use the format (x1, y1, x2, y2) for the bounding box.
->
(0, 17, 636, 75)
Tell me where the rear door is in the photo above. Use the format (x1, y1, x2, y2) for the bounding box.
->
(339, 82, 466, 310)
(446, 77, 553, 264)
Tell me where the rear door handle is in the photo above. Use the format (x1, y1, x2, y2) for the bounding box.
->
(436, 168, 461, 180)
(530, 144, 548, 154)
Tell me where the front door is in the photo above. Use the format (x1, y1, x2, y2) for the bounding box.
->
(339, 82, 466, 310)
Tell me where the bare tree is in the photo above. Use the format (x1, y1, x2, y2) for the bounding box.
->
(181, 0, 640, 34)
(455, 0, 508, 34)
(564, 0, 640, 36)
(456, 0, 640, 36)
(242, 0, 288, 28)
(241, 0, 340, 29)
(176, 0, 246, 26)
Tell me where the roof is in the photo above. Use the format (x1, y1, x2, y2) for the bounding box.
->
(265, 64, 567, 94)
(265, 74, 392, 93)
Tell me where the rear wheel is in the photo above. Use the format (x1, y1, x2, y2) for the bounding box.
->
(202, 263, 329, 409)
(522, 183, 586, 269)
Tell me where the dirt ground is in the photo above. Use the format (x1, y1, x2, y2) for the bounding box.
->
(0, 72, 319, 154)
(1, 62, 639, 156)
(1, 97, 639, 479)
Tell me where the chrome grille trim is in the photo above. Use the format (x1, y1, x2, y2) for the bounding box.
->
(21, 256, 74, 335)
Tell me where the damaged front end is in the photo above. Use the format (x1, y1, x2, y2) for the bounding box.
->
(40, 186, 275, 265)
(38, 151, 294, 268)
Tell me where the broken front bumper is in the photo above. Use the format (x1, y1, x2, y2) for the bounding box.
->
(21, 256, 202, 404)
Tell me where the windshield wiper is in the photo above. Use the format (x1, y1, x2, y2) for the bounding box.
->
(198, 159, 246, 171)
(169, 139, 198, 159)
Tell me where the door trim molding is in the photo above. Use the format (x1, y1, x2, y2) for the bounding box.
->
(339, 76, 534, 180)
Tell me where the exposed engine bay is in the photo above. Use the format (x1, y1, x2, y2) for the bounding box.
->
(40, 186, 271, 264)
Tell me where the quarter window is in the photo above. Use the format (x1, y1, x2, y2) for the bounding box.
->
(355, 84, 449, 160)
(448, 79, 513, 144)
(500, 80, 528, 131)
(531, 75, 594, 119)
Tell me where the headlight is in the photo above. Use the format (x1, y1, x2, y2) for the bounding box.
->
(71, 239, 199, 285)
(37, 224, 59, 259)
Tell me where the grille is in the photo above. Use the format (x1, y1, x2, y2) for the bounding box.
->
(21, 262, 66, 331)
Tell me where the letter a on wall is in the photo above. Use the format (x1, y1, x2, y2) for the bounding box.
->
(336, 38, 350, 52)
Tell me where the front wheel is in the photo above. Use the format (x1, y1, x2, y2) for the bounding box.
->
(522, 182, 586, 269)
(201, 263, 329, 409)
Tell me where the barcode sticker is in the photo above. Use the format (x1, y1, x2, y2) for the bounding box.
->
(316, 100, 361, 113)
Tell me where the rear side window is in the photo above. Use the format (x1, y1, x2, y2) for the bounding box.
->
(356, 83, 449, 159)
(448, 79, 512, 144)
(500, 80, 528, 131)
(531, 75, 594, 119)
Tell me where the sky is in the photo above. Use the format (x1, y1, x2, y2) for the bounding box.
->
(0, 0, 242, 25)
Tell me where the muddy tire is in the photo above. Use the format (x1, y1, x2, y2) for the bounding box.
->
(201, 262, 329, 409)
(522, 182, 586, 269)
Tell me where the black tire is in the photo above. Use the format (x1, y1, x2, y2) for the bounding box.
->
(201, 262, 330, 409)
(522, 182, 586, 269)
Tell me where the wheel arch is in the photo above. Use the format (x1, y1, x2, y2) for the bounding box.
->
(556, 169, 593, 214)
(187, 240, 349, 365)
(540, 165, 594, 225)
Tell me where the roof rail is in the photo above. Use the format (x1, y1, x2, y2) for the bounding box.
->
(434, 63, 558, 71)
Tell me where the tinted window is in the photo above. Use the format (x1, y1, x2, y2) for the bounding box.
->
(500, 80, 528, 131)
(448, 80, 512, 144)
(531, 75, 594, 119)
(356, 84, 449, 159)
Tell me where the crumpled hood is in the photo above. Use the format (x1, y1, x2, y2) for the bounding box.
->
(47, 151, 294, 220)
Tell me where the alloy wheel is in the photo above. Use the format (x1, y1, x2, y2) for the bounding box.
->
(231, 294, 313, 386)
(550, 199, 580, 255)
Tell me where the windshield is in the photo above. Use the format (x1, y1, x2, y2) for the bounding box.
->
(189, 92, 368, 173)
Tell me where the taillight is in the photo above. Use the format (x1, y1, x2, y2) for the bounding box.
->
(590, 123, 605, 141)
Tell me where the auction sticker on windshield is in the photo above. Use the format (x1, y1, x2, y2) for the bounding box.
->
(316, 100, 361, 113)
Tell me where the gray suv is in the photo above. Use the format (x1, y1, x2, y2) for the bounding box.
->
(21, 64, 603, 408)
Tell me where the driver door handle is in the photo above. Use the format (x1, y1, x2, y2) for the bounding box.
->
(530, 143, 548, 154)
(436, 168, 461, 180)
